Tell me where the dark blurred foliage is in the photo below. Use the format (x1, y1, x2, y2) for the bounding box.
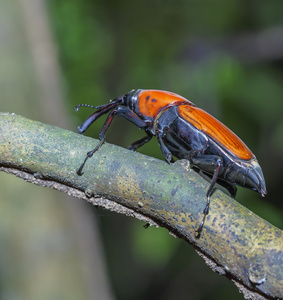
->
(47, 1, 283, 299)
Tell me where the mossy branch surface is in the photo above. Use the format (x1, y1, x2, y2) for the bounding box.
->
(0, 113, 282, 299)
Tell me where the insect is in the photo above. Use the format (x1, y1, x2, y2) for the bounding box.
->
(76, 89, 267, 235)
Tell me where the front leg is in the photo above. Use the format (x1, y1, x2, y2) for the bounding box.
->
(77, 106, 150, 175)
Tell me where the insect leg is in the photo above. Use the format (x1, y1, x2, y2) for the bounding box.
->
(77, 106, 149, 175)
(128, 132, 153, 151)
(156, 130, 174, 164)
(190, 154, 223, 236)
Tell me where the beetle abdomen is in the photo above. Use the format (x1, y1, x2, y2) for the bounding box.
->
(156, 106, 266, 196)
(224, 159, 266, 196)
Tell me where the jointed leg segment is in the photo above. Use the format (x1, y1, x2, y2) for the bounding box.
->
(77, 106, 149, 175)
(191, 153, 223, 236)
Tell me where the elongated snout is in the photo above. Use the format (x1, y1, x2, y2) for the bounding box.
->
(76, 99, 122, 134)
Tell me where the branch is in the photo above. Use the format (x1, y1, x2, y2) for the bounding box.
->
(0, 113, 282, 299)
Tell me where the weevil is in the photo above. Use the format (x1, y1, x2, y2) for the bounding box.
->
(76, 89, 267, 235)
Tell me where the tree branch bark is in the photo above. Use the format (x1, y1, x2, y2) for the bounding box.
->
(0, 113, 282, 299)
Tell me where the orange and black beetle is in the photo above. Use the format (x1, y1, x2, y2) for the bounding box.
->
(76, 89, 267, 234)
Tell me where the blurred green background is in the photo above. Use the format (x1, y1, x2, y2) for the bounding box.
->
(1, 0, 283, 299)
